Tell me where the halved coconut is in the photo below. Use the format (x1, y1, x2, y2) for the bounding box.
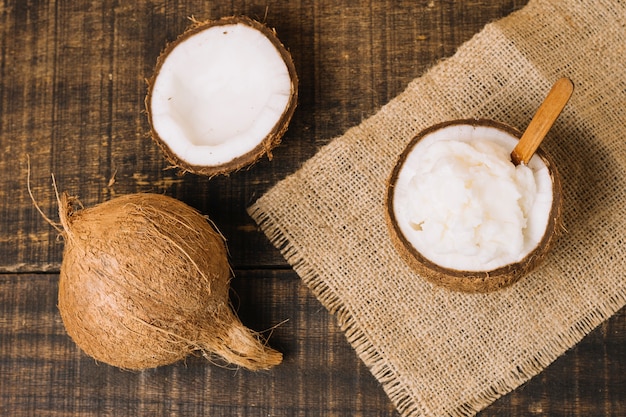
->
(146, 16, 298, 176)
(385, 119, 562, 293)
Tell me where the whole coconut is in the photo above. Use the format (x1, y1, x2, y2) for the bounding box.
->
(57, 192, 281, 370)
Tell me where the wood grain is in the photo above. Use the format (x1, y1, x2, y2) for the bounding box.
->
(0, 1, 623, 416)
(0, 271, 398, 417)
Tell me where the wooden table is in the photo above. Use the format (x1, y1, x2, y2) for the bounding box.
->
(1, 1, 624, 415)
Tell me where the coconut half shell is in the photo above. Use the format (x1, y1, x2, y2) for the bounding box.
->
(146, 16, 298, 176)
(385, 119, 563, 293)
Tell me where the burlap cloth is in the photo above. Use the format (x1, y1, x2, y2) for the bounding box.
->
(248, 0, 626, 415)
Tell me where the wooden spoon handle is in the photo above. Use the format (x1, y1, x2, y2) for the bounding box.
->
(511, 77, 574, 165)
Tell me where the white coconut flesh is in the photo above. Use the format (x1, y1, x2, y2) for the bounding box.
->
(150, 22, 293, 168)
(392, 123, 554, 272)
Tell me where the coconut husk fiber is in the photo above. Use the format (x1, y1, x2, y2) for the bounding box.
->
(248, 0, 626, 416)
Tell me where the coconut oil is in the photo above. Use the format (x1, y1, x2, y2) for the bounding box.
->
(393, 125, 553, 271)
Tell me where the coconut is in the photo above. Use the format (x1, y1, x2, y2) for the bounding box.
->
(56, 192, 281, 370)
(146, 15, 298, 176)
(385, 119, 563, 293)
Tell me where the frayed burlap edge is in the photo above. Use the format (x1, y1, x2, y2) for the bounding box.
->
(250, 203, 626, 417)
(247, 210, 423, 415)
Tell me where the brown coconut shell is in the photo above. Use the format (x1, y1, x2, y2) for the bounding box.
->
(145, 15, 298, 177)
(385, 119, 563, 293)
(57, 193, 282, 370)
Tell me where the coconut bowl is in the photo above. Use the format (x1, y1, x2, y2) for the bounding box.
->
(385, 119, 563, 293)
(146, 16, 298, 177)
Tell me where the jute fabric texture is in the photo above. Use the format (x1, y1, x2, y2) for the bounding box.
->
(248, 1, 626, 416)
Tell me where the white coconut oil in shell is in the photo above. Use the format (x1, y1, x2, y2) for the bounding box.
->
(393, 124, 553, 271)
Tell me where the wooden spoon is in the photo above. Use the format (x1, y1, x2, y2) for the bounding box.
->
(511, 77, 574, 165)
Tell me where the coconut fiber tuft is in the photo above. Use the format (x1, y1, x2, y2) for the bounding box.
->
(248, 0, 626, 415)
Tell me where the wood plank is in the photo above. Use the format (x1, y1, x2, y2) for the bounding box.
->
(0, 271, 399, 417)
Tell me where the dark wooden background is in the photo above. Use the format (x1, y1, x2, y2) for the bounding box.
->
(0, 1, 624, 416)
